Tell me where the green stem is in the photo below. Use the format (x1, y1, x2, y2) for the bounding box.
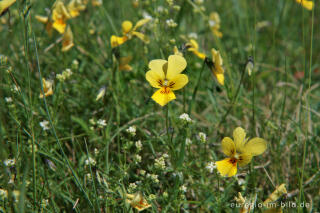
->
(188, 60, 205, 115)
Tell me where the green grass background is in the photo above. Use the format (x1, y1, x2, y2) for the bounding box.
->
(0, 0, 319, 212)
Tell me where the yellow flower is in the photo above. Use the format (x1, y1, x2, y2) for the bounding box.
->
(61, 25, 74, 52)
(173, 46, 183, 56)
(0, 0, 16, 15)
(186, 39, 206, 60)
(296, 0, 314, 10)
(216, 127, 267, 177)
(91, 0, 102, 6)
(110, 19, 150, 48)
(263, 184, 287, 213)
(119, 56, 133, 71)
(51, 0, 71, 34)
(39, 78, 53, 98)
(126, 192, 151, 212)
(208, 48, 225, 85)
(67, 0, 86, 18)
(146, 55, 188, 106)
(209, 12, 223, 38)
(35, 15, 53, 35)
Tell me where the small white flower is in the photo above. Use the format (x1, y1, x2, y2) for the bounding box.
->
(198, 132, 206, 143)
(128, 183, 137, 192)
(85, 157, 96, 166)
(162, 153, 169, 158)
(185, 138, 192, 145)
(40, 120, 50, 131)
(148, 174, 159, 183)
(5, 97, 12, 103)
(180, 185, 187, 193)
(237, 177, 245, 186)
(209, 20, 216, 27)
(4, 159, 15, 167)
(179, 113, 192, 123)
(126, 126, 136, 136)
(97, 119, 107, 127)
(94, 148, 99, 155)
(166, 19, 178, 28)
(142, 11, 153, 20)
(154, 156, 166, 170)
(140, 170, 146, 176)
(134, 154, 142, 163)
(188, 32, 198, 39)
(206, 161, 216, 173)
(135, 140, 142, 151)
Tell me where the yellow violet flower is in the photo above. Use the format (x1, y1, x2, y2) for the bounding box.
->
(186, 39, 206, 60)
(119, 56, 133, 71)
(110, 19, 150, 48)
(61, 26, 74, 52)
(209, 12, 223, 38)
(216, 127, 267, 177)
(263, 184, 287, 213)
(146, 55, 188, 106)
(51, 0, 71, 34)
(126, 192, 151, 212)
(67, 0, 86, 18)
(0, 0, 16, 15)
(39, 78, 53, 98)
(296, 0, 314, 10)
(209, 48, 225, 85)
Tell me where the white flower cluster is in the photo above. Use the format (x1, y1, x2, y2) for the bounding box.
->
(56, 68, 73, 81)
(85, 157, 96, 166)
(166, 19, 178, 28)
(97, 119, 107, 127)
(135, 140, 142, 151)
(154, 156, 166, 170)
(134, 154, 142, 163)
(40, 120, 50, 131)
(126, 126, 136, 136)
(179, 113, 193, 123)
(147, 173, 159, 183)
(206, 161, 216, 173)
(198, 132, 206, 143)
(185, 138, 192, 145)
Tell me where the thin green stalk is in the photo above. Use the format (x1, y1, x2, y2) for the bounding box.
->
(33, 33, 93, 207)
(188, 60, 205, 115)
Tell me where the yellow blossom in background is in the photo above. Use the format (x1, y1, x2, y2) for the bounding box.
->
(110, 19, 150, 48)
(173, 46, 183, 56)
(296, 0, 314, 10)
(51, 0, 71, 34)
(91, 0, 102, 6)
(39, 78, 53, 98)
(119, 56, 133, 71)
(67, 0, 86, 18)
(216, 127, 267, 177)
(263, 184, 287, 213)
(126, 192, 151, 212)
(96, 86, 106, 101)
(146, 55, 188, 106)
(209, 48, 225, 85)
(61, 26, 74, 52)
(234, 192, 253, 213)
(0, 0, 16, 15)
(186, 39, 206, 60)
(209, 12, 222, 38)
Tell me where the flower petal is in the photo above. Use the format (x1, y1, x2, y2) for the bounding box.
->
(0, 0, 16, 15)
(237, 153, 252, 167)
(244, 137, 267, 156)
(168, 74, 188, 91)
(148, 59, 166, 79)
(166, 55, 187, 80)
(146, 70, 163, 88)
(151, 87, 176, 106)
(233, 127, 246, 151)
(62, 26, 74, 52)
(110, 35, 128, 48)
(221, 137, 236, 157)
(216, 158, 237, 177)
(122, 20, 133, 34)
(132, 18, 150, 31)
(213, 71, 224, 85)
(131, 31, 149, 43)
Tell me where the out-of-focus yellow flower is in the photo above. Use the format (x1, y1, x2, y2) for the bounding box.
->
(186, 39, 206, 60)
(216, 127, 267, 177)
(208, 48, 225, 85)
(110, 19, 150, 48)
(96, 86, 106, 101)
(234, 192, 253, 213)
(209, 12, 222, 38)
(173, 46, 183, 56)
(296, 0, 314, 10)
(67, 0, 86, 18)
(40, 78, 53, 98)
(91, 0, 102, 6)
(262, 184, 287, 213)
(51, 0, 71, 34)
(35, 15, 53, 35)
(126, 192, 151, 212)
(119, 56, 133, 71)
(0, 0, 16, 15)
(146, 55, 188, 106)
(61, 26, 74, 52)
